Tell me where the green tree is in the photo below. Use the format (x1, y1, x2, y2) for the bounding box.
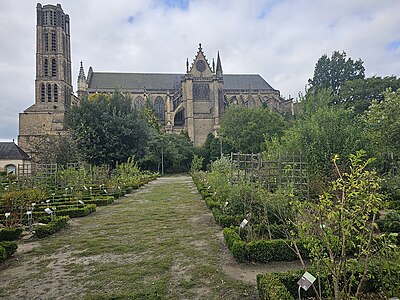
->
(295, 151, 396, 299)
(308, 51, 365, 95)
(220, 106, 285, 154)
(364, 88, 400, 173)
(339, 76, 400, 114)
(30, 134, 81, 164)
(139, 132, 194, 173)
(265, 89, 366, 182)
(65, 92, 149, 166)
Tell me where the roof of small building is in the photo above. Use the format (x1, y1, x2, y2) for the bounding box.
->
(0, 142, 30, 160)
(87, 73, 275, 91)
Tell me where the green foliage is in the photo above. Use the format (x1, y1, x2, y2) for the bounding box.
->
(190, 155, 204, 174)
(30, 133, 81, 164)
(256, 273, 294, 300)
(0, 227, 23, 241)
(338, 76, 400, 114)
(210, 156, 230, 175)
(65, 92, 149, 166)
(295, 151, 389, 299)
(379, 211, 400, 233)
(0, 241, 18, 262)
(267, 89, 366, 180)
(308, 50, 365, 95)
(364, 88, 400, 173)
(34, 216, 69, 238)
(220, 106, 285, 153)
(56, 204, 96, 218)
(139, 132, 194, 173)
(223, 227, 305, 263)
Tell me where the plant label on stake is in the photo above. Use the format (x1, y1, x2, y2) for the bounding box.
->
(240, 219, 248, 228)
(297, 271, 316, 291)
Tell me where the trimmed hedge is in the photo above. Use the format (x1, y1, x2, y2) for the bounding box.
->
(257, 273, 294, 300)
(0, 241, 18, 263)
(35, 216, 69, 238)
(212, 209, 242, 228)
(223, 227, 307, 263)
(56, 204, 96, 218)
(0, 227, 23, 241)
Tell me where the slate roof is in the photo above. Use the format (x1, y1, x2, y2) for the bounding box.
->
(88, 73, 275, 91)
(0, 142, 30, 160)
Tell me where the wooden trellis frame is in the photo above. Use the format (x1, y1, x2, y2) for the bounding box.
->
(230, 152, 309, 198)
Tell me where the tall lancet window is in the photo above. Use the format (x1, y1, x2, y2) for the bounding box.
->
(54, 84, 58, 102)
(40, 84, 45, 102)
(47, 84, 52, 102)
(154, 96, 165, 121)
(51, 59, 57, 77)
(44, 59, 49, 76)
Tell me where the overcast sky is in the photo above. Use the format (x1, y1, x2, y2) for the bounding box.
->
(1, 0, 399, 142)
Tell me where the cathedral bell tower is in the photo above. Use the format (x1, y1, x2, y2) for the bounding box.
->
(18, 3, 74, 157)
(181, 44, 224, 146)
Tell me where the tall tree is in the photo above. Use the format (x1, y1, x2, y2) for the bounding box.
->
(308, 51, 365, 95)
(338, 76, 400, 114)
(364, 88, 400, 173)
(220, 106, 285, 154)
(65, 92, 149, 166)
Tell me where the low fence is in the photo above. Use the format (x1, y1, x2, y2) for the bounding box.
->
(230, 152, 309, 198)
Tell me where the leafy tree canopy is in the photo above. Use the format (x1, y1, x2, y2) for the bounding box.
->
(139, 132, 194, 173)
(364, 88, 400, 172)
(265, 89, 366, 182)
(220, 106, 285, 154)
(308, 50, 365, 95)
(65, 92, 149, 166)
(338, 76, 400, 114)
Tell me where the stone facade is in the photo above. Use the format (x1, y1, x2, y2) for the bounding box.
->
(19, 3, 293, 154)
(78, 44, 293, 146)
(18, 3, 78, 157)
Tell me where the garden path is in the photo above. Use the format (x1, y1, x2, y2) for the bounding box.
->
(0, 175, 302, 300)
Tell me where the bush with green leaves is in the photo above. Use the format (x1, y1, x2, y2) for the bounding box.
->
(223, 227, 306, 263)
(0, 241, 18, 263)
(35, 216, 69, 238)
(0, 227, 23, 241)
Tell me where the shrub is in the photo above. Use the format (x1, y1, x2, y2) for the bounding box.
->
(35, 216, 69, 238)
(56, 204, 96, 218)
(204, 197, 221, 210)
(0, 227, 23, 241)
(0, 241, 18, 263)
(223, 227, 307, 263)
(212, 209, 242, 228)
(0, 246, 6, 263)
(378, 210, 400, 233)
(257, 273, 294, 300)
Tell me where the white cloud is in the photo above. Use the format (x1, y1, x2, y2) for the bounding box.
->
(0, 0, 399, 139)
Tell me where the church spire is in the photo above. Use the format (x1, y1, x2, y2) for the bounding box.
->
(77, 61, 88, 98)
(216, 51, 223, 77)
(78, 61, 86, 81)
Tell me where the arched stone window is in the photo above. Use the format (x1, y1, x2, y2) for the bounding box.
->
(154, 96, 165, 121)
(134, 96, 144, 111)
(5, 164, 16, 175)
(47, 84, 52, 102)
(40, 84, 46, 102)
(51, 59, 57, 77)
(51, 32, 57, 52)
(44, 58, 49, 76)
(174, 108, 185, 126)
(54, 84, 58, 102)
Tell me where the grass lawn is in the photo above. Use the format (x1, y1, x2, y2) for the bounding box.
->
(0, 175, 257, 299)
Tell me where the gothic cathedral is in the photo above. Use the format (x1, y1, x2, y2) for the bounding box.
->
(19, 3, 292, 157)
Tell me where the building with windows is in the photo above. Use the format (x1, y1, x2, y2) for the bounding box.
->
(18, 3, 78, 157)
(0, 142, 31, 176)
(19, 3, 292, 155)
